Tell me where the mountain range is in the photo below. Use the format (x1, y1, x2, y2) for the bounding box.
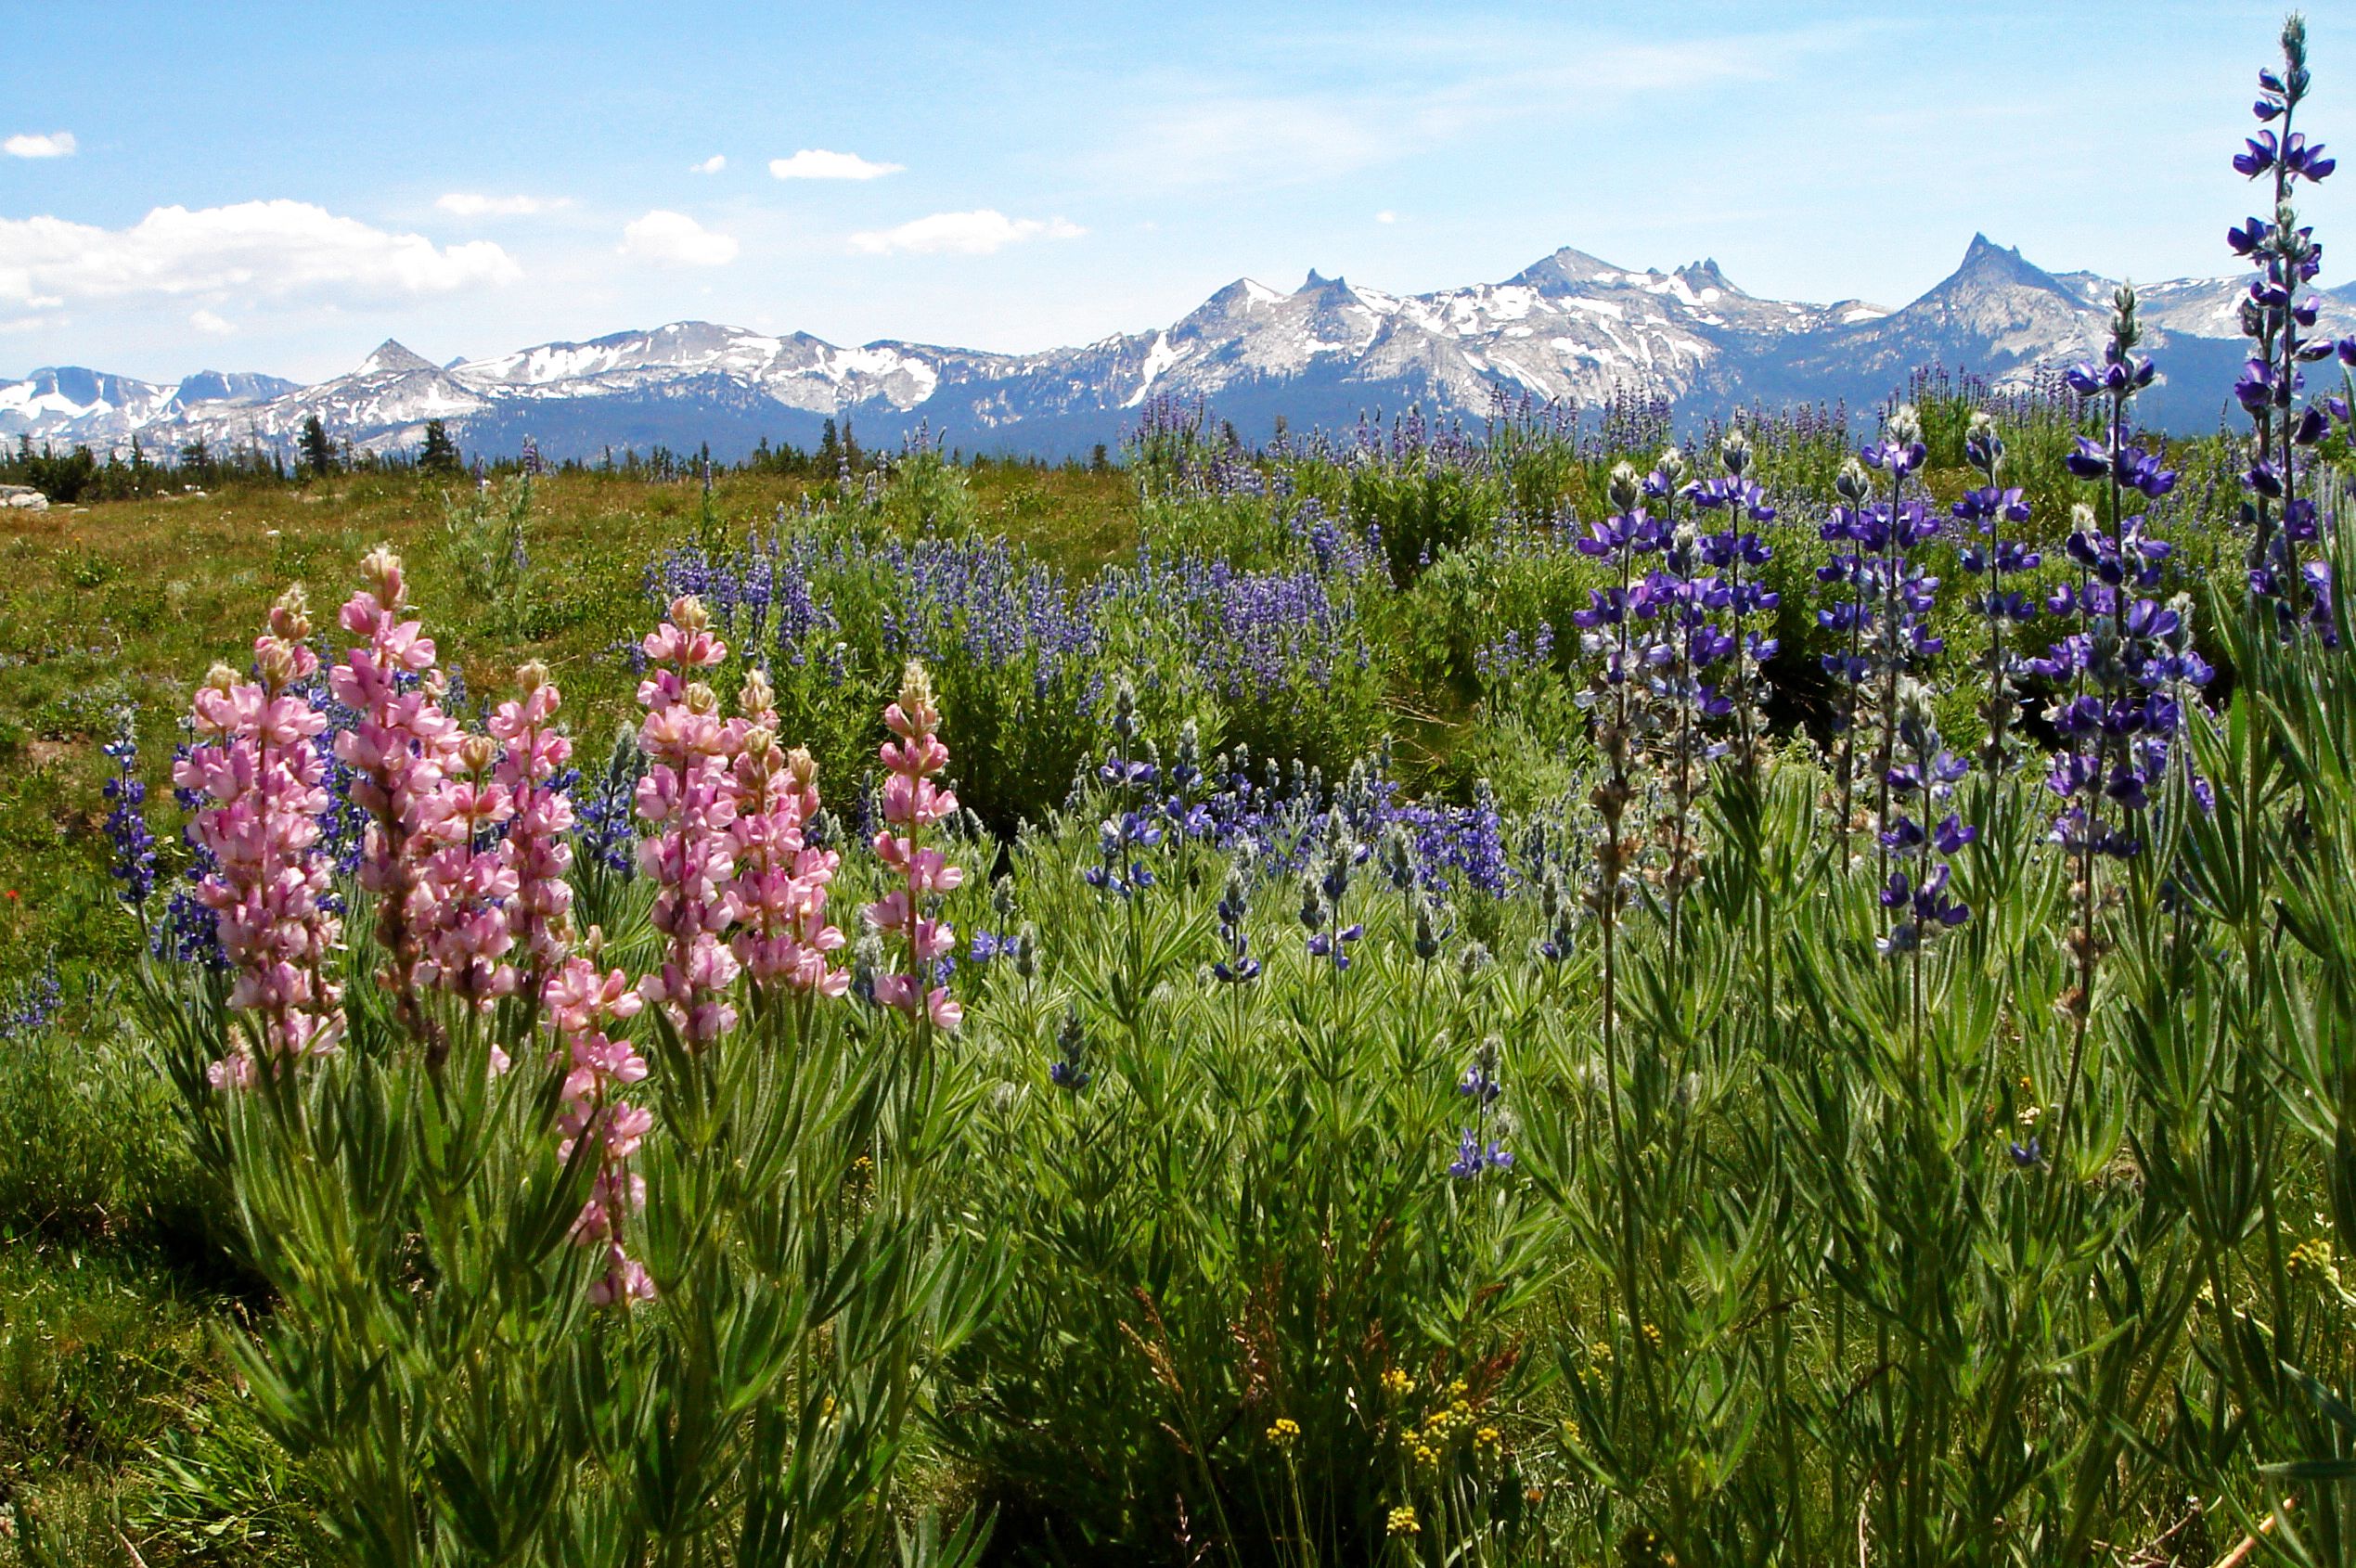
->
(6, 235, 2349, 464)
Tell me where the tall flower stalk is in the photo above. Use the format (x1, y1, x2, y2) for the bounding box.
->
(488, 662, 576, 994)
(1863, 407, 1942, 880)
(2032, 290, 2198, 1165)
(1448, 1035, 1513, 1180)
(1953, 414, 2039, 775)
(1687, 426, 1781, 778)
(1298, 808, 1366, 972)
(411, 732, 521, 1012)
(727, 667, 849, 1005)
(103, 706, 158, 930)
(635, 597, 741, 1049)
(548, 956, 655, 1305)
(865, 662, 964, 1035)
(1571, 459, 1665, 1342)
(1819, 412, 1942, 866)
(1877, 681, 1975, 1076)
(331, 547, 460, 1055)
(175, 586, 344, 1086)
(1087, 683, 1165, 900)
(1644, 444, 1746, 959)
(1210, 860, 1261, 985)
(2230, 13, 2337, 633)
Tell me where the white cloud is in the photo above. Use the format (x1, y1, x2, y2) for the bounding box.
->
(4, 132, 74, 160)
(1375, 210, 1398, 224)
(849, 209, 1084, 256)
(620, 209, 739, 266)
(0, 199, 521, 306)
(436, 192, 566, 217)
(770, 148, 903, 181)
(189, 307, 234, 336)
(0, 316, 46, 334)
(691, 154, 727, 174)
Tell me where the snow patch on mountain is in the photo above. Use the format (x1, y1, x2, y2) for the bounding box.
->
(1123, 332, 1185, 408)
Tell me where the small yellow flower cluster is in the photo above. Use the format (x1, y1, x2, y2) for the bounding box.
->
(1590, 1339, 1614, 1365)
(1641, 1322, 1664, 1351)
(2289, 1236, 2338, 1286)
(1386, 1505, 1420, 1536)
(1380, 1368, 1414, 1397)
(1398, 1378, 1490, 1471)
(1266, 1417, 1301, 1447)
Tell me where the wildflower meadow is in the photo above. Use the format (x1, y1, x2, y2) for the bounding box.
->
(12, 17, 2356, 1567)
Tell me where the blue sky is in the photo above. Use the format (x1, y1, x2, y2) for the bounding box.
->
(2, 0, 2348, 383)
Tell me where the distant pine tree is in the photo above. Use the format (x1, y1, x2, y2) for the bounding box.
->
(299, 415, 336, 480)
(418, 419, 461, 475)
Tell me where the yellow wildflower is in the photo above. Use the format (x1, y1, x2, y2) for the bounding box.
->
(1267, 1418, 1301, 1447)
(1387, 1506, 1421, 1536)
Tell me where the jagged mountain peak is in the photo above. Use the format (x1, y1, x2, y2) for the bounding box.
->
(1933, 234, 2077, 302)
(1674, 258, 1743, 297)
(1197, 276, 1287, 311)
(1502, 245, 1629, 295)
(1786, 234, 2124, 394)
(353, 340, 441, 378)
